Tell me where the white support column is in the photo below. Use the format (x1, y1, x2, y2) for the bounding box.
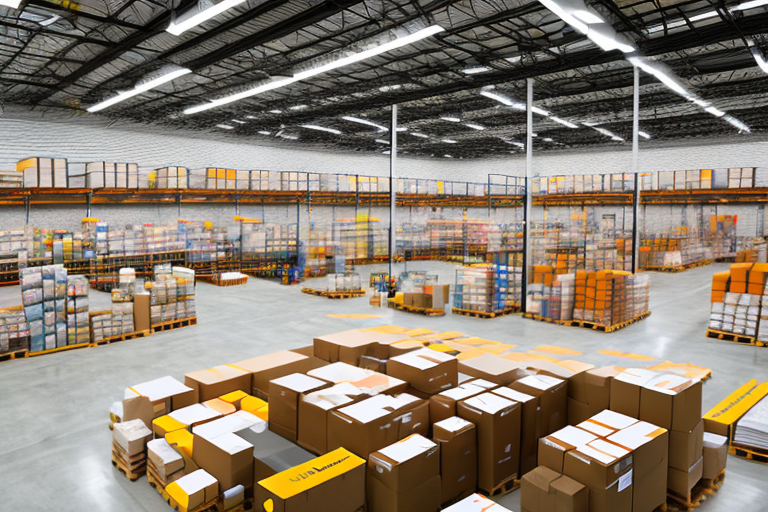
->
(389, 104, 397, 278)
(522, 78, 534, 313)
(632, 66, 641, 273)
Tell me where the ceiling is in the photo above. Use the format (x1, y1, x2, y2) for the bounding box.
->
(1, 0, 767, 159)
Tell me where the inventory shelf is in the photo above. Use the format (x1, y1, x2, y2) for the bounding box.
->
(534, 188, 768, 206)
(0, 188, 523, 208)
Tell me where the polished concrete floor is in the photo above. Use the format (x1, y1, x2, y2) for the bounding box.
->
(1, 262, 767, 511)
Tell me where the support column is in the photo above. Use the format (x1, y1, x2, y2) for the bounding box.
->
(389, 104, 397, 280)
(631, 66, 641, 274)
(522, 78, 533, 313)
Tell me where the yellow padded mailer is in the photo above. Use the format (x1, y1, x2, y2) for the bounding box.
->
(241, 396, 268, 415)
(166, 429, 194, 458)
(153, 415, 187, 433)
(258, 448, 365, 500)
(220, 390, 249, 406)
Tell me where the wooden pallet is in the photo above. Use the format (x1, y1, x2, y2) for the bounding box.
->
(452, 306, 519, 319)
(705, 329, 763, 347)
(301, 288, 366, 299)
(29, 342, 89, 357)
(391, 302, 446, 316)
(0, 348, 28, 363)
(667, 470, 725, 511)
(151, 317, 198, 333)
(91, 329, 152, 347)
(111, 444, 146, 482)
(729, 443, 768, 464)
(480, 476, 520, 497)
(199, 275, 248, 287)
(524, 311, 651, 333)
(642, 260, 713, 273)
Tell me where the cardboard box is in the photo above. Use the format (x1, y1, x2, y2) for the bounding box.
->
(234, 424, 314, 485)
(367, 434, 441, 512)
(268, 373, 329, 442)
(185, 365, 251, 403)
(192, 410, 265, 440)
(313, 329, 405, 365)
(639, 375, 702, 432)
(551, 475, 590, 512)
(153, 414, 187, 438)
(255, 448, 366, 512)
(123, 376, 197, 428)
(433, 417, 477, 505)
(458, 353, 529, 385)
(667, 457, 703, 497)
(491, 386, 539, 476)
(521, 466, 559, 512)
(582, 410, 638, 436)
(563, 440, 633, 512)
(308, 361, 407, 395)
(668, 420, 703, 471)
(511, 374, 567, 436)
(568, 397, 591, 426)
(702, 432, 727, 479)
(610, 369, 658, 419)
(297, 382, 366, 454)
(442, 493, 514, 512)
(133, 293, 151, 332)
(538, 426, 598, 473)
(457, 392, 521, 492)
(168, 403, 223, 430)
(526, 360, 596, 403)
(430, 380, 495, 425)
(585, 367, 623, 415)
(166, 469, 219, 512)
(387, 348, 458, 395)
(148, 438, 185, 480)
(113, 418, 152, 456)
(193, 432, 254, 492)
(232, 351, 322, 400)
(608, 421, 668, 512)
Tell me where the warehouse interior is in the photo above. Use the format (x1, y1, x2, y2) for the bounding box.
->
(2, 0, 768, 511)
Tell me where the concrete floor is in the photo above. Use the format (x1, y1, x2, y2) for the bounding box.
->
(1, 261, 767, 512)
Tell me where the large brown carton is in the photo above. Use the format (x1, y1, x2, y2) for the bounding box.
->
(584, 366, 623, 415)
(387, 348, 458, 395)
(444, 493, 515, 511)
(552, 475, 590, 512)
(538, 426, 598, 473)
(639, 375, 702, 433)
(123, 376, 197, 428)
(308, 361, 408, 395)
(668, 420, 704, 471)
(702, 432, 727, 479)
(492, 386, 540, 476)
(459, 353, 529, 385)
(526, 360, 596, 403)
(511, 374, 567, 436)
(297, 382, 366, 454)
(232, 351, 322, 400)
(667, 457, 703, 497)
(563, 440, 633, 512)
(113, 418, 152, 456)
(580, 410, 638, 438)
(521, 466, 560, 512)
(192, 433, 253, 492)
(185, 365, 251, 403)
(148, 438, 185, 480)
(255, 448, 366, 512)
(166, 469, 219, 511)
(457, 392, 521, 492)
(133, 293, 151, 332)
(433, 417, 477, 505)
(610, 369, 657, 419)
(167, 403, 224, 431)
(567, 397, 591, 426)
(268, 373, 329, 442)
(367, 434, 441, 512)
(608, 421, 669, 512)
(430, 380, 496, 425)
(233, 424, 314, 485)
(313, 329, 405, 365)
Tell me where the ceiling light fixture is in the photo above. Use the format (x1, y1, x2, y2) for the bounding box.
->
(572, 9, 605, 24)
(0, 0, 22, 8)
(538, 0, 635, 53)
(543, 137, 554, 142)
(724, 116, 751, 133)
(279, 134, 299, 140)
(379, 84, 402, 92)
(550, 116, 579, 128)
(290, 105, 307, 110)
(341, 116, 388, 131)
(638, 131, 651, 139)
(462, 66, 492, 74)
(480, 90, 526, 110)
(300, 125, 341, 134)
(444, 155, 453, 158)
(442, 139, 458, 143)
(245, 115, 257, 119)
(688, 10, 719, 21)
(441, 117, 461, 122)
(396, 127, 408, 132)
(268, 110, 282, 114)
(167, 0, 248, 36)
(88, 68, 191, 113)
(749, 42, 768, 74)
(257, 131, 271, 135)
(464, 123, 486, 130)
(531, 106, 551, 116)
(375, 139, 390, 144)
(410, 133, 429, 138)
(705, 106, 725, 117)
(216, 124, 235, 130)
(730, 0, 768, 11)
(231, 119, 246, 124)
(184, 25, 444, 115)
(690, 98, 709, 107)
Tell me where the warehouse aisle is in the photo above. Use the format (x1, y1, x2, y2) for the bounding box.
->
(0, 262, 767, 511)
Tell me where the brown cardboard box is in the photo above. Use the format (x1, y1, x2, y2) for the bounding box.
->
(268, 373, 329, 442)
(538, 426, 598, 473)
(667, 457, 703, 497)
(123, 376, 197, 428)
(433, 417, 477, 506)
(289, 345, 314, 357)
(429, 380, 496, 425)
(255, 448, 366, 512)
(668, 420, 704, 471)
(610, 369, 658, 419)
(403, 293, 416, 306)
(459, 353, 529, 385)
(580, 410, 638, 437)
(584, 366, 623, 416)
(639, 375, 702, 432)
(702, 432, 727, 479)
(492, 386, 540, 477)
(148, 438, 185, 480)
(568, 397, 591, 426)
(444, 493, 515, 511)
(185, 365, 252, 403)
(367, 434, 441, 512)
(511, 374, 567, 436)
(193, 433, 254, 492)
(457, 392, 521, 492)
(608, 421, 669, 512)
(113, 418, 152, 456)
(387, 348, 458, 395)
(233, 424, 314, 485)
(232, 351, 323, 400)
(313, 329, 405, 365)
(563, 440, 633, 512)
(133, 293, 151, 332)
(167, 403, 224, 431)
(308, 361, 408, 395)
(297, 382, 366, 454)
(526, 360, 596, 403)
(166, 469, 218, 511)
(552, 475, 590, 512)
(521, 466, 560, 512)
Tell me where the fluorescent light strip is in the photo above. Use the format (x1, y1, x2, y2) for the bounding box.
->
(410, 133, 429, 138)
(341, 116, 388, 131)
(290, 105, 307, 110)
(441, 117, 461, 122)
(464, 123, 486, 130)
(216, 124, 234, 130)
(589, 125, 623, 141)
(258, 131, 271, 135)
(231, 119, 246, 124)
(442, 139, 458, 143)
(750, 43, 768, 73)
(379, 84, 402, 92)
(167, 0, 248, 36)
(551, 116, 579, 128)
(573, 9, 604, 24)
(0, 0, 22, 8)
(705, 106, 724, 117)
(245, 115, 257, 119)
(444, 154, 453, 158)
(300, 125, 341, 134)
(638, 131, 651, 139)
(268, 110, 282, 114)
(185, 25, 444, 115)
(538, 0, 635, 53)
(531, 106, 551, 116)
(375, 139, 390, 144)
(731, 0, 768, 11)
(480, 90, 526, 109)
(462, 66, 491, 74)
(88, 68, 191, 113)
(542, 137, 554, 142)
(725, 116, 751, 133)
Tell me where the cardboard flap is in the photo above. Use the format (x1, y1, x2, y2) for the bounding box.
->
(122, 395, 155, 429)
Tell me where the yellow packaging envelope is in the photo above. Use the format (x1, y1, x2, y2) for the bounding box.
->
(241, 396, 268, 415)
(258, 448, 365, 500)
(153, 415, 186, 434)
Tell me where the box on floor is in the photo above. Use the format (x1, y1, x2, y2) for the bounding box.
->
(433, 417, 477, 506)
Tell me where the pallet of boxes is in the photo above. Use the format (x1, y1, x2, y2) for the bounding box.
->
(707, 262, 768, 346)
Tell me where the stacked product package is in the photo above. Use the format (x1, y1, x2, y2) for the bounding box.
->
(0, 308, 29, 353)
(66, 275, 90, 345)
(526, 271, 575, 321)
(21, 265, 67, 352)
(490, 252, 523, 312)
(149, 267, 196, 325)
(453, 265, 495, 313)
(709, 262, 768, 338)
(326, 273, 362, 292)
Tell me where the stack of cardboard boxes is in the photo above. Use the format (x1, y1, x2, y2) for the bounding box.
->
(398, 284, 451, 310)
(709, 262, 768, 338)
